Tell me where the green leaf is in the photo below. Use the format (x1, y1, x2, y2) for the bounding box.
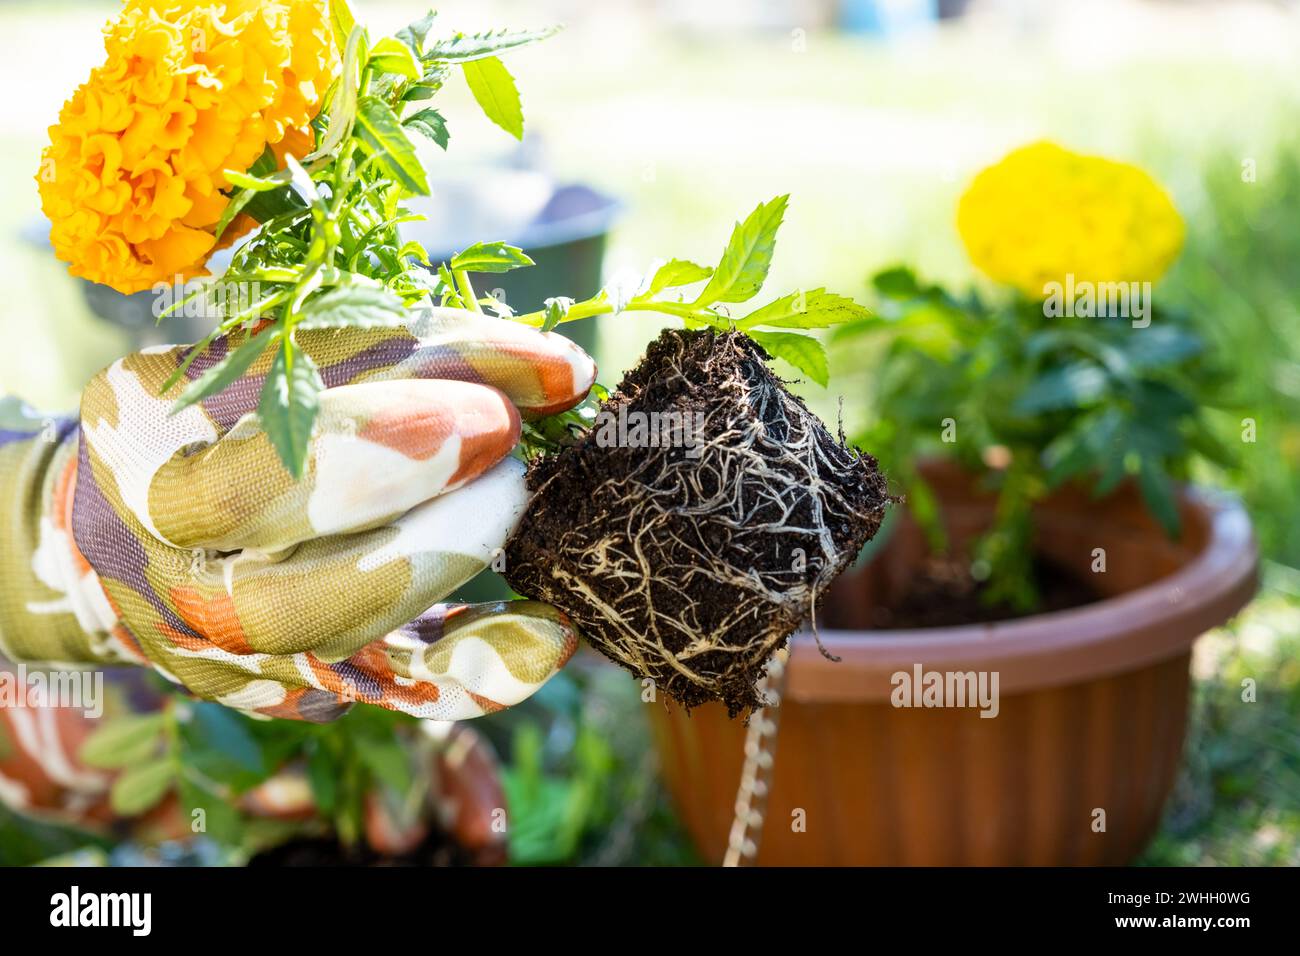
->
(425, 26, 561, 63)
(643, 259, 713, 297)
(354, 95, 430, 195)
(396, 10, 438, 54)
(397, 240, 431, 265)
(1094, 455, 1130, 498)
(80, 715, 165, 770)
(368, 37, 421, 80)
(1138, 458, 1182, 538)
(329, 0, 357, 57)
(179, 776, 242, 845)
(872, 266, 922, 298)
(461, 56, 524, 140)
(306, 744, 337, 814)
(1043, 409, 1123, 486)
(748, 331, 829, 386)
(1122, 325, 1204, 370)
(170, 332, 272, 415)
(357, 735, 412, 794)
(739, 288, 871, 331)
(189, 703, 263, 775)
(696, 195, 788, 305)
(451, 240, 534, 273)
(258, 338, 323, 479)
(541, 296, 573, 332)
(297, 285, 409, 330)
(110, 759, 175, 817)
(1013, 363, 1109, 414)
(224, 168, 291, 193)
(217, 165, 297, 240)
(308, 26, 364, 165)
(403, 108, 449, 149)
(402, 64, 449, 102)
(214, 189, 258, 241)
(285, 154, 321, 206)
(436, 263, 462, 307)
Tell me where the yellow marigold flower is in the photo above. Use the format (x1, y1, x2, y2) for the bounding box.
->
(38, 0, 337, 295)
(956, 142, 1185, 299)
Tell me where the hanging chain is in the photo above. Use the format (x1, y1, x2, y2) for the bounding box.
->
(722, 646, 790, 867)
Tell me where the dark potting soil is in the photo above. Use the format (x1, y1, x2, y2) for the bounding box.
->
(247, 829, 473, 867)
(865, 554, 1102, 630)
(504, 328, 891, 716)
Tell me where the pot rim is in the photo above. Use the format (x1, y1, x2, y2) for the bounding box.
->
(785, 485, 1258, 703)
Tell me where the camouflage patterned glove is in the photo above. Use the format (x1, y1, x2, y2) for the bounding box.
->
(0, 307, 595, 722)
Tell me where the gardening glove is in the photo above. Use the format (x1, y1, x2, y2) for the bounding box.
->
(0, 307, 596, 722)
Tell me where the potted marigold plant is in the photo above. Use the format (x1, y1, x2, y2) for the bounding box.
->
(650, 143, 1258, 866)
(20, 0, 894, 871)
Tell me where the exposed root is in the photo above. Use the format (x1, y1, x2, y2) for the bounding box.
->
(504, 329, 890, 716)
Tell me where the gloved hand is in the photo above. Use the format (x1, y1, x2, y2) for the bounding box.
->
(0, 307, 595, 721)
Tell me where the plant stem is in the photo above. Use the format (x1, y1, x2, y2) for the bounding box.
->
(512, 298, 722, 328)
(454, 269, 482, 312)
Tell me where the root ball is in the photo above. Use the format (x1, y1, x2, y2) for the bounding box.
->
(503, 328, 889, 716)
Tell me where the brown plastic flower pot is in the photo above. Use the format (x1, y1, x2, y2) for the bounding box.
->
(649, 459, 1258, 866)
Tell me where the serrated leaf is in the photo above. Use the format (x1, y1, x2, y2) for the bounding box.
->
(541, 296, 573, 331)
(297, 285, 409, 330)
(424, 25, 561, 63)
(110, 759, 175, 816)
(738, 289, 872, 330)
(451, 240, 534, 273)
(696, 195, 788, 305)
(403, 108, 449, 149)
(170, 332, 273, 414)
(748, 330, 829, 386)
(643, 259, 713, 297)
(396, 10, 438, 54)
(461, 56, 524, 140)
(354, 95, 429, 195)
(368, 37, 421, 80)
(80, 715, 165, 770)
(259, 338, 323, 478)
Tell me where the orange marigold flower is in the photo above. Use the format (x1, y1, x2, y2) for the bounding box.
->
(38, 0, 337, 295)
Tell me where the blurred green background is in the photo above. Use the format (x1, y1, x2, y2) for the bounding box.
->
(1, 0, 1297, 865)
